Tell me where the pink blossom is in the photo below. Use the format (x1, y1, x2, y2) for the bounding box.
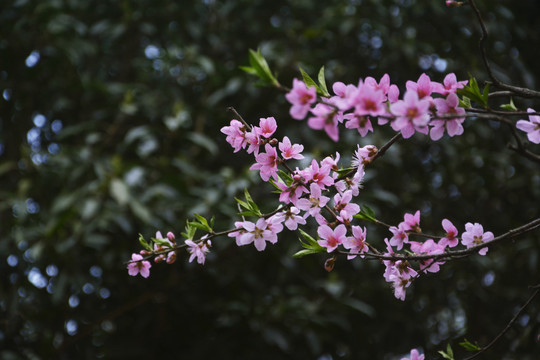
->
(272, 206, 306, 230)
(516, 108, 540, 144)
(237, 218, 279, 251)
(439, 218, 459, 248)
(352, 82, 387, 117)
(401, 210, 421, 232)
(330, 81, 357, 110)
(244, 128, 262, 154)
(389, 273, 413, 301)
(321, 153, 341, 172)
(432, 73, 467, 95)
(401, 348, 425, 360)
(390, 90, 431, 138)
(286, 78, 317, 120)
(461, 222, 494, 255)
(307, 103, 340, 141)
(256, 117, 277, 138)
(430, 93, 465, 141)
(153, 231, 174, 263)
(275, 177, 308, 205)
(127, 253, 151, 278)
(406, 73, 435, 101)
(387, 84, 400, 104)
(389, 223, 409, 250)
(343, 113, 374, 137)
(382, 238, 397, 282)
(343, 226, 368, 260)
(266, 215, 284, 236)
(185, 238, 211, 265)
(279, 136, 304, 160)
(335, 167, 364, 197)
(333, 190, 360, 222)
(351, 144, 378, 168)
(364, 73, 391, 96)
(317, 224, 348, 252)
(409, 239, 445, 273)
(228, 221, 248, 246)
(300, 159, 335, 189)
(221, 119, 247, 152)
(296, 182, 330, 217)
(250, 143, 279, 181)
(386, 259, 418, 301)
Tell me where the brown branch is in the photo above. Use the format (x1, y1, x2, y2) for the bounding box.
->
(346, 217, 540, 262)
(462, 286, 540, 360)
(468, 0, 540, 98)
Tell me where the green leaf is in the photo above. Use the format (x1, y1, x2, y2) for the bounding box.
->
(182, 221, 197, 240)
(295, 228, 325, 258)
(459, 339, 481, 351)
(234, 189, 261, 216)
(457, 75, 489, 108)
(237, 210, 261, 217)
(299, 66, 321, 94)
(238, 65, 258, 76)
(138, 234, 152, 251)
(459, 96, 471, 109)
(500, 97, 517, 111)
(193, 213, 212, 231)
(189, 221, 210, 231)
(268, 178, 284, 193)
(194, 213, 208, 226)
(235, 197, 250, 210)
(354, 205, 377, 223)
(298, 228, 319, 247)
(293, 248, 324, 258)
(317, 66, 330, 97)
(278, 169, 293, 184)
(336, 167, 354, 177)
(152, 236, 172, 247)
(241, 49, 279, 87)
(446, 344, 454, 357)
(438, 344, 455, 360)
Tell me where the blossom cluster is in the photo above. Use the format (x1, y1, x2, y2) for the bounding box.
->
(127, 230, 212, 277)
(383, 212, 494, 300)
(286, 72, 467, 141)
(129, 72, 495, 304)
(219, 87, 494, 301)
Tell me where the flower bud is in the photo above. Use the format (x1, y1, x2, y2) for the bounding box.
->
(167, 232, 176, 244)
(166, 251, 177, 264)
(445, 0, 464, 7)
(324, 256, 336, 272)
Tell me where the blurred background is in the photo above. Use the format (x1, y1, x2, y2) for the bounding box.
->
(1, 0, 539, 358)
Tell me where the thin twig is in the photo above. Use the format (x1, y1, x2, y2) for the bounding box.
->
(348, 217, 540, 262)
(468, 0, 540, 98)
(462, 286, 540, 360)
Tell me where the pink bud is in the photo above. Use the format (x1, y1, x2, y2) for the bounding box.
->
(167, 232, 176, 244)
(324, 256, 336, 272)
(166, 251, 177, 264)
(446, 0, 463, 7)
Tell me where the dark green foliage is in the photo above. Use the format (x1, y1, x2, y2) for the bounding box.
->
(1, 0, 539, 359)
